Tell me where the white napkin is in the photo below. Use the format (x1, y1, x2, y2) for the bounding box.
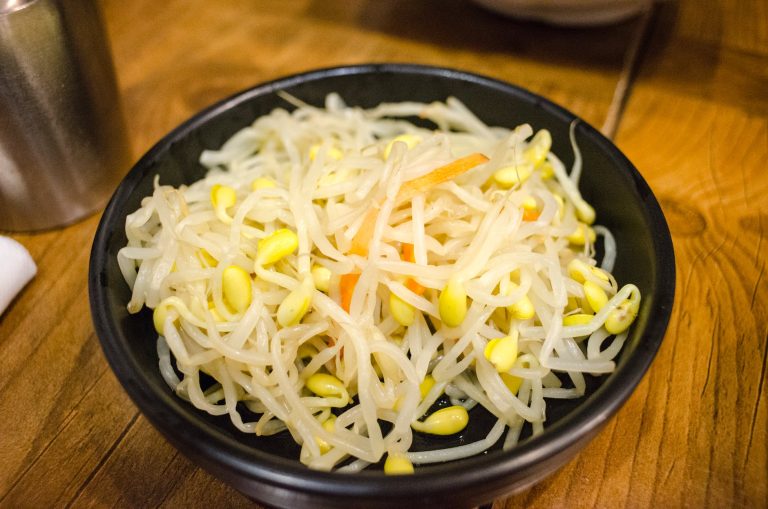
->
(0, 236, 37, 315)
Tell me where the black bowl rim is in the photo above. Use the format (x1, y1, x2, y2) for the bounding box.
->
(89, 63, 675, 500)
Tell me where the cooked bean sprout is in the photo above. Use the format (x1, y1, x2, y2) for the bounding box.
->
(119, 94, 640, 472)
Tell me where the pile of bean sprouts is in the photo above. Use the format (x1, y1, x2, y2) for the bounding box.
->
(118, 93, 640, 472)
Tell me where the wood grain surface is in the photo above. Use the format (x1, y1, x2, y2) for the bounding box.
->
(0, 1, 765, 507)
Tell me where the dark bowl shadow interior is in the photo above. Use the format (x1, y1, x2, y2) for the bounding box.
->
(89, 64, 675, 509)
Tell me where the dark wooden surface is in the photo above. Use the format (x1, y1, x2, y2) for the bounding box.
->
(1, 1, 765, 507)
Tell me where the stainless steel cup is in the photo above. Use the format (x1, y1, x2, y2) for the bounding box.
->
(0, 0, 131, 231)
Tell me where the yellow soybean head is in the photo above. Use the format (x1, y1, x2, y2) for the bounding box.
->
(566, 296, 581, 312)
(576, 200, 596, 225)
(306, 373, 349, 405)
(328, 147, 344, 160)
(383, 134, 420, 159)
(153, 299, 176, 335)
(563, 313, 594, 327)
(374, 351, 401, 381)
(522, 196, 538, 211)
(316, 438, 331, 455)
(396, 374, 437, 410)
(439, 278, 468, 328)
(311, 265, 332, 293)
(569, 259, 610, 284)
(251, 177, 277, 191)
(211, 184, 236, 208)
(524, 129, 552, 167)
(322, 414, 337, 433)
(567, 258, 590, 283)
(198, 249, 218, 267)
(493, 164, 533, 188)
(484, 333, 519, 373)
(567, 223, 596, 246)
(604, 299, 639, 334)
(211, 184, 237, 223)
(539, 160, 555, 179)
(315, 414, 336, 454)
(222, 265, 253, 313)
(257, 228, 299, 266)
(501, 373, 523, 395)
(508, 293, 535, 320)
(384, 454, 414, 475)
(390, 292, 416, 327)
(411, 406, 469, 435)
(277, 279, 313, 327)
(583, 280, 608, 313)
(309, 144, 343, 161)
(419, 374, 436, 400)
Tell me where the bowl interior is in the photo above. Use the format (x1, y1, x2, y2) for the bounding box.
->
(90, 64, 674, 506)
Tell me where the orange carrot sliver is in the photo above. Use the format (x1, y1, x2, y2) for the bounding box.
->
(405, 277, 426, 296)
(522, 208, 540, 221)
(399, 243, 425, 295)
(397, 152, 489, 202)
(402, 242, 415, 263)
(349, 209, 377, 256)
(340, 273, 360, 312)
(348, 153, 489, 257)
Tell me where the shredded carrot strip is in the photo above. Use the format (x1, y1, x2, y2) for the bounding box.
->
(402, 242, 415, 262)
(349, 153, 489, 256)
(340, 273, 360, 312)
(522, 208, 540, 221)
(349, 211, 377, 256)
(397, 152, 489, 202)
(405, 278, 426, 296)
(400, 243, 426, 295)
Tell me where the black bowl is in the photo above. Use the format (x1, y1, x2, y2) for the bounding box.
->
(89, 64, 675, 509)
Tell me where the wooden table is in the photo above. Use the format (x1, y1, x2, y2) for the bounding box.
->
(2, 0, 765, 507)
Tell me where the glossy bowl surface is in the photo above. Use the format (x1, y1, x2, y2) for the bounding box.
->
(89, 64, 675, 509)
